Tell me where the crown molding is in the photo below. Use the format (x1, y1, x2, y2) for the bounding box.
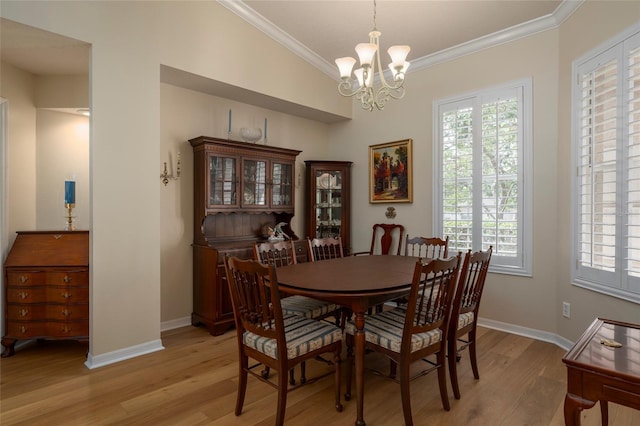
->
(219, 0, 584, 81)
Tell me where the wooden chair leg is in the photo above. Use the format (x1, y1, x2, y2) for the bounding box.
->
(469, 329, 479, 379)
(399, 360, 414, 426)
(236, 354, 249, 416)
(389, 360, 397, 379)
(289, 368, 296, 385)
(448, 338, 461, 400)
(300, 361, 307, 384)
(276, 367, 289, 426)
(437, 351, 451, 411)
(261, 366, 270, 379)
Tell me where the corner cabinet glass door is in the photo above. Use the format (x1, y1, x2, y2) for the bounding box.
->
(208, 154, 238, 208)
(271, 161, 294, 208)
(315, 170, 343, 239)
(305, 161, 352, 254)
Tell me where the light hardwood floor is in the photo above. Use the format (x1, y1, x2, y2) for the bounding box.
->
(1, 325, 639, 425)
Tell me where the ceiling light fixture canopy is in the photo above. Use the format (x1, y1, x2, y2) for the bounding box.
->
(335, 0, 410, 111)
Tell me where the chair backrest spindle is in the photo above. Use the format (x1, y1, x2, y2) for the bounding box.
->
(254, 240, 297, 267)
(404, 235, 449, 259)
(309, 236, 344, 261)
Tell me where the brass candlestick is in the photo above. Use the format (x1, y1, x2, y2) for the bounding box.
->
(65, 203, 76, 231)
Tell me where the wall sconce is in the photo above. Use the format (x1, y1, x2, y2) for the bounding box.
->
(160, 151, 180, 186)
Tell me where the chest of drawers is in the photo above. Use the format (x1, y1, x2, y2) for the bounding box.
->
(2, 231, 89, 357)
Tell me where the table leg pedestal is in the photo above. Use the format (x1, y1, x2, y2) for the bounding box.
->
(355, 311, 366, 426)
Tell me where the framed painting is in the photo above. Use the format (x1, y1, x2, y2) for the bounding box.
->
(369, 139, 413, 203)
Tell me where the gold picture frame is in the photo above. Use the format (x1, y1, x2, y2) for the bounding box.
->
(369, 139, 413, 203)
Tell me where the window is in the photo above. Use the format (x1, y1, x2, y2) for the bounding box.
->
(434, 79, 532, 276)
(571, 23, 640, 303)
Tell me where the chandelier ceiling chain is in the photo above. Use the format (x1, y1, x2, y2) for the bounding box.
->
(335, 0, 410, 111)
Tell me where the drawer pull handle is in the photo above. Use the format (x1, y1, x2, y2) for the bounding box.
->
(18, 309, 29, 317)
(62, 292, 72, 299)
(63, 275, 72, 283)
(18, 292, 29, 300)
(62, 326, 72, 333)
(61, 309, 71, 317)
(20, 325, 28, 334)
(20, 275, 29, 284)
(54, 234, 62, 239)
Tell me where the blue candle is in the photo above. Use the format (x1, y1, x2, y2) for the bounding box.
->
(64, 180, 76, 205)
(264, 117, 267, 139)
(228, 109, 232, 133)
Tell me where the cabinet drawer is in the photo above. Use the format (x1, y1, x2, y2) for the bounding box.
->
(7, 287, 89, 304)
(6, 320, 89, 339)
(6, 270, 88, 286)
(6, 304, 89, 321)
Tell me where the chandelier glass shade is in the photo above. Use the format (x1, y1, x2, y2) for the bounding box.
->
(335, 1, 410, 111)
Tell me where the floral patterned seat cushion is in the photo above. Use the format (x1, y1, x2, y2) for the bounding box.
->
(281, 295, 339, 319)
(244, 314, 342, 359)
(345, 308, 442, 354)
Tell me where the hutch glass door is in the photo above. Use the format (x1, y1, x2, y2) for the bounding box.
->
(315, 170, 343, 238)
(272, 162, 293, 208)
(208, 154, 237, 207)
(242, 159, 267, 207)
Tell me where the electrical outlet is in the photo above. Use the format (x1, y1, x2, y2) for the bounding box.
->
(562, 302, 571, 318)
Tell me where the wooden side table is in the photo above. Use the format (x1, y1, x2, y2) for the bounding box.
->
(562, 318, 640, 425)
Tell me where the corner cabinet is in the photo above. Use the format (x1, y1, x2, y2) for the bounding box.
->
(189, 136, 301, 335)
(2, 231, 89, 357)
(305, 161, 352, 254)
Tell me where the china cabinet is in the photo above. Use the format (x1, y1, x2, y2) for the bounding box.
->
(2, 231, 89, 357)
(189, 136, 301, 335)
(305, 160, 352, 254)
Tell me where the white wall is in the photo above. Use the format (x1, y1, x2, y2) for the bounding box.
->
(36, 110, 90, 230)
(556, 1, 640, 340)
(1, 62, 37, 245)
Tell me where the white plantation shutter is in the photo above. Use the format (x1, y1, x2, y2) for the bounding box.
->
(442, 102, 474, 252)
(435, 80, 531, 275)
(572, 25, 640, 302)
(627, 44, 640, 286)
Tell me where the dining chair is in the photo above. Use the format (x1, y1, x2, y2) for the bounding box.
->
(354, 224, 406, 313)
(354, 223, 405, 256)
(404, 235, 449, 258)
(224, 256, 343, 426)
(254, 240, 341, 383)
(344, 253, 462, 426)
(448, 246, 493, 400)
(308, 236, 344, 261)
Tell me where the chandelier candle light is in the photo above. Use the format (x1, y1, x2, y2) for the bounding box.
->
(64, 179, 76, 231)
(335, 0, 410, 111)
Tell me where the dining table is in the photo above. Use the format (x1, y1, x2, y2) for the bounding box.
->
(275, 254, 420, 426)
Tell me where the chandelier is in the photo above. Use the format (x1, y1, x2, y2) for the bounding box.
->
(335, 0, 410, 111)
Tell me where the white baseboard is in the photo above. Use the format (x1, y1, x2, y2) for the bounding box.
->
(81, 316, 573, 370)
(160, 316, 191, 332)
(478, 317, 574, 351)
(84, 339, 164, 370)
